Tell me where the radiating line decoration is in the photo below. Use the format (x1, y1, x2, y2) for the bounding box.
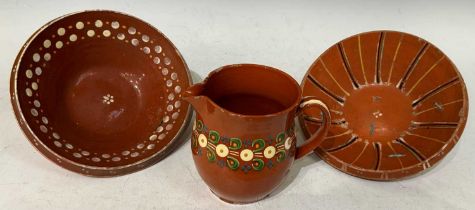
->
(299, 31, 468, 181)
(375, 32, 385, 83)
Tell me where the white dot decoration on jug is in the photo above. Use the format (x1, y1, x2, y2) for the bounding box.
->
(191, 119, 297, 173)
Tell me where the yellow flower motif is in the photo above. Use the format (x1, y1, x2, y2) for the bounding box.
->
(215, 144, 229, 157)
(240, 149, 253, 161)
(198, 134, 207, 148)
(263, 146, 276, 159)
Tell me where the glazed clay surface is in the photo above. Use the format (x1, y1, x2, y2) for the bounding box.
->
(184, 64, 330, 203)
(2, 1, 475, 209)
(300, 31, 468, 180)
(10, 11, 192, 176)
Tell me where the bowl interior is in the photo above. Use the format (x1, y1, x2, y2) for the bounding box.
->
(13, 11, 190, 169)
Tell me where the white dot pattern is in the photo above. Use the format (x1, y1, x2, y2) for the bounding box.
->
(17, 16, 187, 165)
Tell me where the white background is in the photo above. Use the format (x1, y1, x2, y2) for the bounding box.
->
(1, 0, 474, 209)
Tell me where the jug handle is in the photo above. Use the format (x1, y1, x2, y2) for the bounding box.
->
(295, 96, 331, 159)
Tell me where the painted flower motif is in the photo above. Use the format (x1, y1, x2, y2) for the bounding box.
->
(209, 131, 220, 143)
(243, 139, 252, 147)
(284, 137, 293, 150)
(263, 146, 276, 159)
(192, 121, 293, 173)
(221, 137, 230, 144)
(241, 164, 252, 173)
(196, 120, 203, 131)
(252, 159, 265, 171)
(229, 138, 242, 150)
(267, 160, 274, 169)
(226, 157, 239, 170)
(240, 149, 254, 161)
(102, 94, 114, 104)
(252, 139, 265, 153)
(215, 144, 229, 157)
(198, 134, 208, 148)
(217, 159, 225, 168)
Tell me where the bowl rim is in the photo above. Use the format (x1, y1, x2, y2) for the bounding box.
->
(9, 9, 193, 176)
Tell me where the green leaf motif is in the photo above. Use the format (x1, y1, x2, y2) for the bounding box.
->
(252, 159, 265, 171)
(191, 133, 198, 148)
(229, 138, 242, 150)
(276, 132, 285, 146)
(226, 156, 239, 170)
(276, 150, 286, 163)
(206, 147, 216, 162)
(208, 130, 220, 144)
(252, 139, 265, 152)
(196, 120, 204, 131)
(275, 132, 285, 147)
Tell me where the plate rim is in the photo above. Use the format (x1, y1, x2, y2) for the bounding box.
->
(298, 30, 469, 181)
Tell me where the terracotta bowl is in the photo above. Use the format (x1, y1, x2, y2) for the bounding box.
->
(10, 11, 192, 176)
(300, 31, 468, 180)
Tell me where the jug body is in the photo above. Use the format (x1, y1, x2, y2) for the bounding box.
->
(191, 106, 297, 203)
(184, 64, 331, 203)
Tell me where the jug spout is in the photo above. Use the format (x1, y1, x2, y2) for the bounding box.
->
(183, 83, 205, 99)
(182, 83, 207, 113)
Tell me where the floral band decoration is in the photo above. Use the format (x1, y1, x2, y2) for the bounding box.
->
(191, 120, 295, 173)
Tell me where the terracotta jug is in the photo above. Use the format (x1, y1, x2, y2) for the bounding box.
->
(183, 64, 331, 203)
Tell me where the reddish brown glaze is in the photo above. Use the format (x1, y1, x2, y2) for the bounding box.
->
(215, 93, 287, 115)
(300, 31, 468, 180)
(10, 10, 192, 176)
(183, 64, 331, 204)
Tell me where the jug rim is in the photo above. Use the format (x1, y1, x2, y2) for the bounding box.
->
(193, 63, 302, 118)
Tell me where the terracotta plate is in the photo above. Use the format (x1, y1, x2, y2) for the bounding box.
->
(299, 31, 468, 180)
(10, 10, 192, 176)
